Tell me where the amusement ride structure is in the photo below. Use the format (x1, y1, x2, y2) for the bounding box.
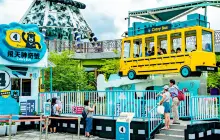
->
(20, 0, 98, 45)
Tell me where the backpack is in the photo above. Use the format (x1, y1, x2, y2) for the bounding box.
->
(176, 88, 185, 101)
(51, 105, 55, 116)
(82, 108, 88, 120)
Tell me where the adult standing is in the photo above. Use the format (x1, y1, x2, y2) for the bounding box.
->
(84, 100, 96, 137)
(169, 79, 180, 124)
(50, 97, 60, 133)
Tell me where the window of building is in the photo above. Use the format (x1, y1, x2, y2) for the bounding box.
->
(22, 79, 31, 96)
(202, 30, 213, 52)
(11, 78, 31, 96)
(185, 30, 197, 52)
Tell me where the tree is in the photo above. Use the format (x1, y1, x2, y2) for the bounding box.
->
(45, 51, 96, 91)
(98, 59, 120, 80)
(207, 55, 220, 88)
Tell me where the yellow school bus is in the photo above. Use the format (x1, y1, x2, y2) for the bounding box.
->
(118, 26, 218, 80)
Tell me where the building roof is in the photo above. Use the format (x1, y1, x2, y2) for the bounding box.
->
(129, 0, 220, 22)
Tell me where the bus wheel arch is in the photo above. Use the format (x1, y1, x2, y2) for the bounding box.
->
(180, 66, 191, 77)
(128, 70, 136, 80)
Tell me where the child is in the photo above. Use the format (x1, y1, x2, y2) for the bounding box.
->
(158, 85, 171, 130)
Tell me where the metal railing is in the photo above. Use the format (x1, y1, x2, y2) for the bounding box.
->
(46, 39, 122, 53)
(148, 105, 163, 139)
(39, 90, 159, 118)
(190, 96, 220, 124)
(45, 30, 220, 53)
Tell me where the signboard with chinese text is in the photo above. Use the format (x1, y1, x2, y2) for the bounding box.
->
(0, 23, 46, 64)
(72, 106, 84, 114)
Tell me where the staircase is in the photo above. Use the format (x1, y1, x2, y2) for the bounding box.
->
(154, 121, 188, 140)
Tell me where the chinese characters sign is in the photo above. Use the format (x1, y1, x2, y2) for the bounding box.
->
(0, 22, 46, 64)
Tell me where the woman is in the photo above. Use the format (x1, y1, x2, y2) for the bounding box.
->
(50, 97, 60, 133)
(84, 100, 96, 137)
(158, 85, 171, 130)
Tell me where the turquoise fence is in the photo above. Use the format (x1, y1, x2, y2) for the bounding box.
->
(39, 91, 220, 139)
(190, 96, 220, 124)
(39, 90, 159, 118)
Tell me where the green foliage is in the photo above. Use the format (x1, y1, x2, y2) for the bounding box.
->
(207, 55, 220, 88)
(0, 122, 4, 126)
(99, 59, 120, 80)
(45, 51, 96, 91)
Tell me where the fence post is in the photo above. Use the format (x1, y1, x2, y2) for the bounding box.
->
(148, 112, 151, 139)
(77, 116, 81, 139)
(45, 117, 49, 140)
(9, 114, 12, 140)
(190, 97, 193, 125)
(39, 114, 42, 140)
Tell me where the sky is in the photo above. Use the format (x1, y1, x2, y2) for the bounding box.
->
(1, 0, 220, 40)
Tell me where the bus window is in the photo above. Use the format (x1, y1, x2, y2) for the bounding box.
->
(158, 35, 167, 55)
(202, 30, 213, 52)
(185, 30, 196, 52)
(123, 41, 131, 59)
(145, 37, 154, 56)
(171, 32, 181, 54)
(133, 39, 142, 58)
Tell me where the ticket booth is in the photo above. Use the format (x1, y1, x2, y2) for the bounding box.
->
(116, 112, 134, 140)
(0, 22, 48, 117)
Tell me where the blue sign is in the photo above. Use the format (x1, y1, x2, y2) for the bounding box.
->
(0, 22, 46, 64)
(44, 102, 51, 116)
(20, 100, 35, 116)
(116, 122, 130, 140)
(20, 102, 27, 115)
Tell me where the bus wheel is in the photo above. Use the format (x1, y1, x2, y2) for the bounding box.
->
(128, 70, 136, 80)
(180, 66, 191, 77)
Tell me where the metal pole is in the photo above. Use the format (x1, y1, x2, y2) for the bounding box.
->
(39, 114, 42, 140)
(50, 67, 53, 101)
(77, 116, 81, 139)
(8, 114, 12, 140)
(45, 117, 49, 140)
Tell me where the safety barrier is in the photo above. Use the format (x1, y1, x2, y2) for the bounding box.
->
(46, 39, 122, 53)
(147, 105, 163, 139)
(39, 90, 159, 118)
(190, 96, 220, 124)
(0, 115, 80, 140)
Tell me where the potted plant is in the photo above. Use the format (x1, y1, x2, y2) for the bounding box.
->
(0, 122, 6, 136)
(5, 122, 17, 135)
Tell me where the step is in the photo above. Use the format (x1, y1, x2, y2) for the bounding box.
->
(169, 124, 187, 130)
(160, 128, 184, 136)
(154, 133, 184, 140)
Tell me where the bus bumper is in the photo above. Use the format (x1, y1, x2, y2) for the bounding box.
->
(196, 66, 218, 72)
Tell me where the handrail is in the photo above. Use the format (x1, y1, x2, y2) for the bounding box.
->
(147, 104, 162, 139)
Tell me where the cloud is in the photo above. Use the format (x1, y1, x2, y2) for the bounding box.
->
(1, 0, 220, 40)
(0, 0, 32, 24)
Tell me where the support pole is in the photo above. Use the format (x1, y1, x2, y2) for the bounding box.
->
(50, 67, 53, 100)
(9, 114, 12, 140)
(42, 69, 45, 85)
(77, 116, 81, 139)
(39, 114, 42, 140)
(204, 6, 207, 18)
(45, 117, 49, 140)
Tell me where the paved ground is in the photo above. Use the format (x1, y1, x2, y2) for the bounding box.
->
(0, 130, 111, 140)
